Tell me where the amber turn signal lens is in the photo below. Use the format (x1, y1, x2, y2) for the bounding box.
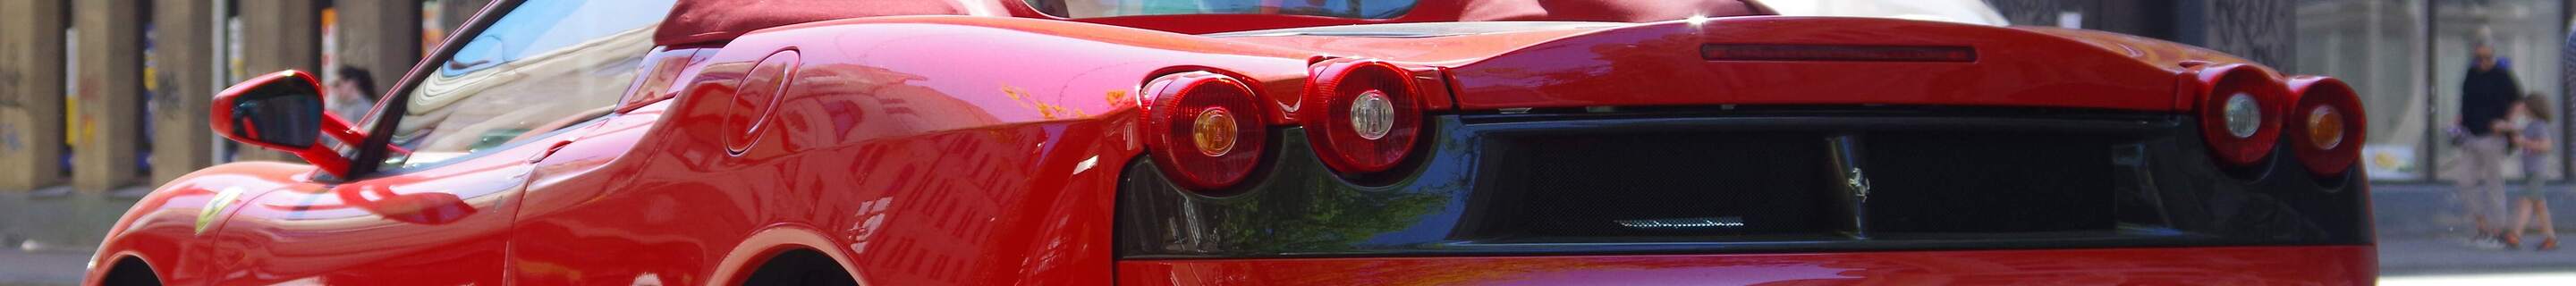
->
(1192, 107, 1239, 156)
(2307, 105, 2343, 150)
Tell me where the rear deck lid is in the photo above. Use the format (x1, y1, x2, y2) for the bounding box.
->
(1445, 16, 2182, 112)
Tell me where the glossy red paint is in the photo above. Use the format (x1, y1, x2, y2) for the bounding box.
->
(197, 137, 544, 285)
(1117, 246, 2377, 285)
(2012, 26, 2272, 74)
(91, 2, 2371, 285)
(318, 112, 406, 156)
(619, 46, 716, 114)
(502, 16, 1258, 284)
(1445, 17, 2183, 112)
(656, 0, 1767, 45)
(82, 162, 310, 285)
(1021, 0, 1767, 34)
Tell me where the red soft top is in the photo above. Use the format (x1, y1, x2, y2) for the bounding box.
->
(655, 0, 1767, 46)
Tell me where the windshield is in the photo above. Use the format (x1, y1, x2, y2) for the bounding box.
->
(367, 0, 674, 171)
(1026, 0, 1417, 19)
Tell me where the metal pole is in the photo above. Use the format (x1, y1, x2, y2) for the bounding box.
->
(2427, 0, 2443, 184)
(208, 0, 226, 164)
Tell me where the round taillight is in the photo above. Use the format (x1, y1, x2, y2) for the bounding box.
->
(2288, 76, 2365, 176)
(2193, 64, 2287, 166)
(1302, 60, 1424, 175)
(1141, 72, 1268, 191)
(2223, 92, 2263, 139)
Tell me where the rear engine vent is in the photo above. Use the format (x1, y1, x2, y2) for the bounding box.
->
(1474, 132, 1845, 240)
(1860, 132, 2120, 235)
(1468, 130, 2135, 242)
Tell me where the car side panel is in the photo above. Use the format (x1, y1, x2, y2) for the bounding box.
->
(83, 162, 311, 286)
(511, 16, 1311, 284)
(194, 137, 558, 285)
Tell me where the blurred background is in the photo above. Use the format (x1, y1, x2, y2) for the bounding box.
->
(3, 0, 2576, 284)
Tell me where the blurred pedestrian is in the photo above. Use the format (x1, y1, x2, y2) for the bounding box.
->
(328, 66, 379, 119)
(2458, 42, 2522, 242)
(2504, 93, 2559, 250)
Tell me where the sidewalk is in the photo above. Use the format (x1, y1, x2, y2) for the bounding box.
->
(0, 249, 84, 286)
(2371, 183, 2576, 237)
(0, 187, 135, 286)
(2380, 234, 2576, 276)
(2372, 182, 2576, 277)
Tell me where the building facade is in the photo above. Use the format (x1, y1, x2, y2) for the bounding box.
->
(1, 0, 491, 193)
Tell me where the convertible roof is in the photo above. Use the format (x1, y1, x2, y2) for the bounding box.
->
(654, 0, 1767, 46)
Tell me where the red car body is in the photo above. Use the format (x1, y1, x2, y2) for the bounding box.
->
(89, 0, 2374, 285)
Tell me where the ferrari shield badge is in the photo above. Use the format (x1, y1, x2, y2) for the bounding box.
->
(195, 187, 248, 235)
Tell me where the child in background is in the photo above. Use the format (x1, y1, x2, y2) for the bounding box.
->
(2505, 93, 2560, 250)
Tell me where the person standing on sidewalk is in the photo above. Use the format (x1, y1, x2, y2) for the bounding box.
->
(327, 66, 380, 119)
(2504, 94, 2561, 250)
(2460, 42, 2523, 242)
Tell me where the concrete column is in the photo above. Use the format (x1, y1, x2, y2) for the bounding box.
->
(0, 0, 69, 191)
(338, 0, 421, 97)
(71, 0, 146, 192)
(235, 0, 321, 163)
(2178, 0, 2299, 70)
(149, 0, 214, 185)
(441, 0, 496, 30)
(1986, 0, 2067, 28)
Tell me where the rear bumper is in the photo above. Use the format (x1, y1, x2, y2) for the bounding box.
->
(1116, 245, 2376, 285)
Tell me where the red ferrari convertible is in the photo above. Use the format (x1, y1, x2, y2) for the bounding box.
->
(89, 0, 2374, 284)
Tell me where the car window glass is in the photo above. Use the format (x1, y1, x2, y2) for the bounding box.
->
(369, 0, 677, 170)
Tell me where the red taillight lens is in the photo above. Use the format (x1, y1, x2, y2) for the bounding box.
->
(2288, 77, 2365, 176)
(1302, 60, 1425, 175)
(2192, 64, 2288, 166)
(1142, 72, 1268, 191)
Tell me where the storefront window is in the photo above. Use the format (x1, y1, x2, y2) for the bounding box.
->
(2296, 0, 2566, 182)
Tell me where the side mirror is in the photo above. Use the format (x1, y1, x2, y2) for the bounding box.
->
(213, 71, 360, 177)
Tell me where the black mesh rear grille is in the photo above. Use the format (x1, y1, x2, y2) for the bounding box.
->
(1860, 132, 2119, 234)
(1471, 130, 2133, 241)
(1507, 133, 1840, 238)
